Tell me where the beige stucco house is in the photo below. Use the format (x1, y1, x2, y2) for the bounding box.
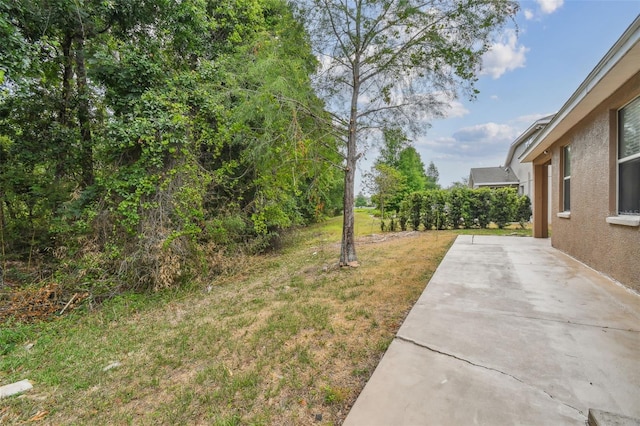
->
(468, 116, 552, 195)
(521, 16, 640, 292)
(504, 114, 554, 198)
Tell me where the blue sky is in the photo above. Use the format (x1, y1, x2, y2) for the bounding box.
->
(357, 0, 640, 190)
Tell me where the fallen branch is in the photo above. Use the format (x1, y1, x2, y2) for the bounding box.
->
(59, 293, 77, 316)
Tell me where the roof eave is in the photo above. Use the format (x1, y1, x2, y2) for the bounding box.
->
(505, 115, 554, 165)
(473, 181, 520, 186)
(521, 16, 640, 163)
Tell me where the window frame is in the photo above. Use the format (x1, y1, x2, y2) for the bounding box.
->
(562, 145, 571, 212)
(617, 96, 640, 216)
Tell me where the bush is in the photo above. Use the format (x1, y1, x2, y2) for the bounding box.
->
(397, 186, 524, 231)
(470, 188, 493, 229)
(449, 187, 472, 229)
(491, 187, 517, 229)
(398, 201, 409, 231)
(516, 195, 532, 229)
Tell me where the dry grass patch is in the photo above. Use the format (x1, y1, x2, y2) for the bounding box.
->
(1, 219, 456, 425)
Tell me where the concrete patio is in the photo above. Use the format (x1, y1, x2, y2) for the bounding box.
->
(344, 235, 640, 425)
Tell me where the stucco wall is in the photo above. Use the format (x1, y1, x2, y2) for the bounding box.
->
(548, 73, 640, 292)
(509, 143, 532, 197)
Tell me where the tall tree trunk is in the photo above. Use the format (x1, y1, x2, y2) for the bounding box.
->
(74, 36, 94, 188)
(54, 31, 74, 209)
(340, 153, 357, 265)
(340, 65, 360, 267)
(0, 190, 5, 263)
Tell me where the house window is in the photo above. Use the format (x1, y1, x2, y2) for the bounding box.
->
(563, 145, 571, 211)
(618, 96, 640, 215)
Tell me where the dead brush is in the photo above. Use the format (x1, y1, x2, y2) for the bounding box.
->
(0, 282, 88, 323)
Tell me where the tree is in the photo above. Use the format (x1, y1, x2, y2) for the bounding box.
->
(449, 176, 470, 189)
(300, 0, 517, 265)
(365, 163, 406, 221)
(376, 128, 426, 201)
(397, 147, 428, 193)
(426, 161, 440, 189)
(378, 127, 410, 167)
(355, 191, 368, 207)
(1, 0, 343, 293)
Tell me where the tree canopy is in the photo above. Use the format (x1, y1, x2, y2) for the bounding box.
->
(0, 0, 342, 294)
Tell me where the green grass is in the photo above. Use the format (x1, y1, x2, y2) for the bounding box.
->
(0, 215, 527, 424)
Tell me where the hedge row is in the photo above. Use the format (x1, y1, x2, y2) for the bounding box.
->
(383, 187, 531, 231)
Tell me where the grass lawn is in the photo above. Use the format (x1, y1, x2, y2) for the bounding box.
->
(0, 212, 529, 424)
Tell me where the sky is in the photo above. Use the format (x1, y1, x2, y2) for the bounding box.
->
(356, 0, 640, 191)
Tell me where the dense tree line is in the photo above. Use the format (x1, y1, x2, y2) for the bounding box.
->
(0, 0, 342, 295)
(1, 0, 520, 297)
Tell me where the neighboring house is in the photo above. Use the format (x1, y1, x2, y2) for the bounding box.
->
(468, 115, 552, 196)
(468, 166, 519, 189)
(521, 16, 640, 292)
(504, 115, 554, 198)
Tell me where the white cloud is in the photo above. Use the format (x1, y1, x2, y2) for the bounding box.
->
(417, 122, 520, 159)
(490, 95, 499, 101)
(524, 0, 563, 20)
(536, 0, 563, 14)
(481, 30, 529, 79)
(443, 99, 469, 118)
(453, 122, 518, 143)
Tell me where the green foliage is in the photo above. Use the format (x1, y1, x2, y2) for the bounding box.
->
(491, 187, 518, 229)
(421, 191, 435, 231)
(471, 188, 494, 229)
(398, 200, 409, 231)
(449, 187, 473, 229)
(516, 195, 532, 229)
(409, 192, 422, 231)
(301, 0, 518, 263)
(366, 163, 406, 219)
(355, 192, 369, 208)
(425, 161, 440, 190)
(397, 147, 428, 193)
(378, 127, 410, 168)
(370, 128, 434, 216)
(391, 187, 525, 232)
(0, 0, 342, 296)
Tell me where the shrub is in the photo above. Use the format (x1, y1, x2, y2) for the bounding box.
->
(432, 190, 449, 230)
(421, 191, 435, 231)
(449, 187, 472, 229)
(470, 188, 493, 229)
(409, 192, 422, 231)
(398, 186, 524, 231)
(398, 200, 409, 231)
(491, 187, 518, 229)
(516, 195, 532, 229)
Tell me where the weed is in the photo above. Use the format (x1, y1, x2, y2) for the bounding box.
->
(322, 385, 347, 405)
(0, 215, 458, 425)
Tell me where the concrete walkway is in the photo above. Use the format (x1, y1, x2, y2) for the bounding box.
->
(344, 235, 640, 425)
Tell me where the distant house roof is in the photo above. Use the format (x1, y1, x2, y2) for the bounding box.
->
(505, 114, 554, 166)
(522, 16, 640, 163)
(469, 166, 519, 188)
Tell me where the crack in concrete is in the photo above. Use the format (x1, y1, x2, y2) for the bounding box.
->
(395, 335, 586, 418)
(497, 313, 640, 333)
